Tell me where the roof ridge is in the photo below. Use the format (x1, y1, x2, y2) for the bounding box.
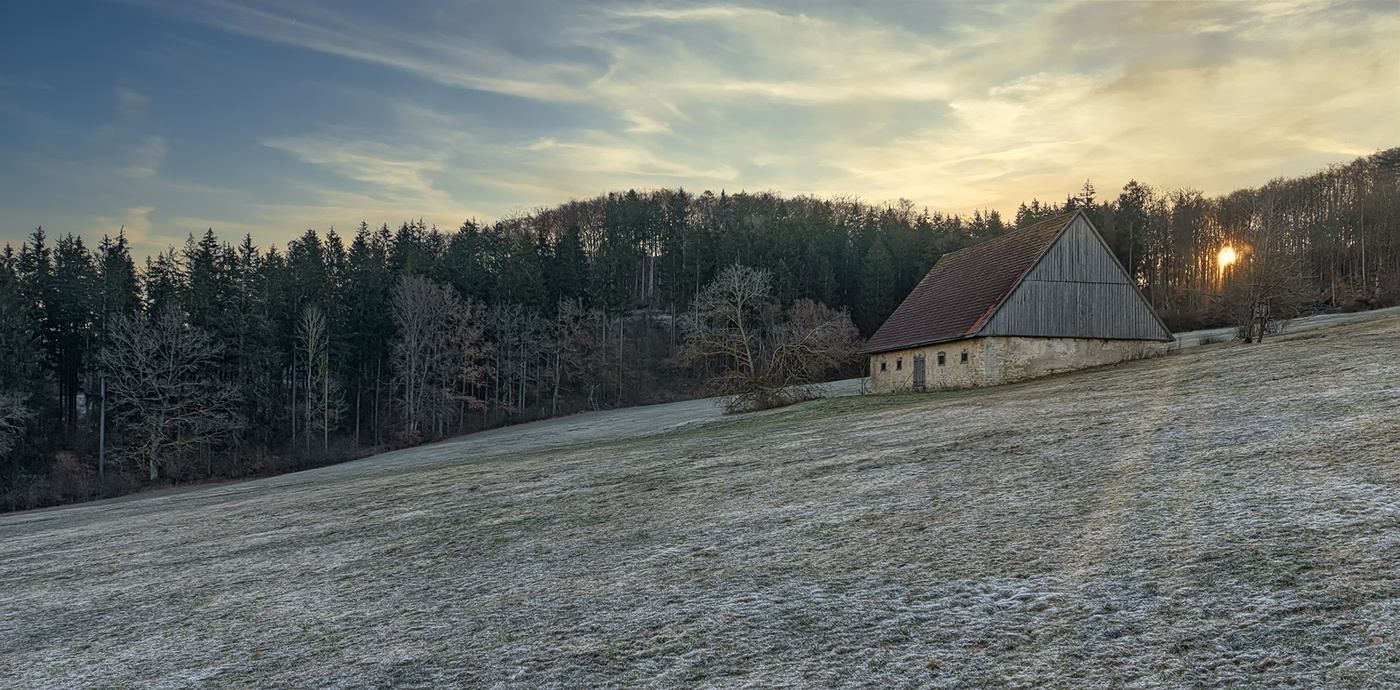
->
(937, 210, 1078, 260)
(859, 211, 1078, 354)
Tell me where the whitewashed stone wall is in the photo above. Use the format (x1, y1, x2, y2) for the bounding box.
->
(868, 336, 1169, 394)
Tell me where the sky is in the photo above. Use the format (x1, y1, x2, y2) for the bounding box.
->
(1, 0, 1396, 260)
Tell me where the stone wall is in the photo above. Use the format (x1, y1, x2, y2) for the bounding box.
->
(867, 336, 1169, 394)
(867, 338, 993, 393)
(986, 336, 1168, 385)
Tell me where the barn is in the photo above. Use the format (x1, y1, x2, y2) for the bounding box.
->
(862, 210, 1173, 393)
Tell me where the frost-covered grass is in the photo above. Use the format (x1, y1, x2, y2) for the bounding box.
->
(2, 315, 1399, 688)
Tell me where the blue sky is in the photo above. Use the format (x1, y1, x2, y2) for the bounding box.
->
(1, 0, 1395, 259)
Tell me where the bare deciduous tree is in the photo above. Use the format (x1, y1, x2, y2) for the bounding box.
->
(298, 304, 343, 454)
(770, 298, 863, 387)
(683, 264, 771, 387)
(102, 308, 244, 480)
(390, 276, 490, 440)
(554, 298, 610, 412)
(1219, 189, 1313, 343)
(682, 264, 861, 412)
(392, 276, 447, 437)
(443, 291, 491, 430)
(0, 392, 35, 459)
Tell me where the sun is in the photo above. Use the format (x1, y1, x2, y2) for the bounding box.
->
(1218, 246, 1237, 270)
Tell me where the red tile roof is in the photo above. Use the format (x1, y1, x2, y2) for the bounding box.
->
(860, 212, 1076, 354)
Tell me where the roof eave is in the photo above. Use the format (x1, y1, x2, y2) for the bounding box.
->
(862, 331, 1177, 355)
(859, 334, 978, 355)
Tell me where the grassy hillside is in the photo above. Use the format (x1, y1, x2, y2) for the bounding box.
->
(2, 315, 1399, 688)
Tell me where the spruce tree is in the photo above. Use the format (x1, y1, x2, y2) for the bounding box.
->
(51, 234, 96, 430)
(857, 236, 895, 336)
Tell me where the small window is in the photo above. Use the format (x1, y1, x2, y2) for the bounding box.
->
(937, 352, 946, 367)
(896, 358, 902, 371)
(880, 361, 887, 372)
(960, 351, 969, 364)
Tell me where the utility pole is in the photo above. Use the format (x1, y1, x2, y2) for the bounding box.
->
(617, 315, 624, 406)
(323, 347, 329, 456)
(373, 357, 381, 446)
(98, 377, 106, 480)
(291, 351, 297, 443)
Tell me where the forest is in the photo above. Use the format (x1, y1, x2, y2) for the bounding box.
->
(1, 148, 1396, 510)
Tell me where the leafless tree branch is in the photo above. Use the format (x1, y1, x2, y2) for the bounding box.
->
(101, 308, 244, 480)
(681, 265, 861, 412)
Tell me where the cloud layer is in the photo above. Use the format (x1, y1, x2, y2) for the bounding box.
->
(2, 0, 1395, 256)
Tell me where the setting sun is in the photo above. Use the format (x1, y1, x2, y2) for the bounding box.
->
(1218, 246, 1238, 269)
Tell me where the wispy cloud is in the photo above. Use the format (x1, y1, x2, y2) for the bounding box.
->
(73, 0, 1399, 250)
(256, 100, 742, 225)
(120, 135, 167, 179)
(261, 136, 445, 193)
(115, 88, 149, 120)
(89, 206, 157, 246)
(117, 0, 607, 101)
(521, 135, 739, 180)
(592, 5, 955, 108)
(255, 109, 485, 232)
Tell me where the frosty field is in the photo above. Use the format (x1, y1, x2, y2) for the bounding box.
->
(2, 314, 1399, 688)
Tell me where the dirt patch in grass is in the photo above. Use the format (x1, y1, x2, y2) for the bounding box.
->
(2, 314, 1399, 688)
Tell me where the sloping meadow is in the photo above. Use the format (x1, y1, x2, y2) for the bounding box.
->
(2, 316, 1398, 688)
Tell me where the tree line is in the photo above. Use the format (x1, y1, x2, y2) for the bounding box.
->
(2, 148, 1396, 509)
(1015, 149, 1400, 329)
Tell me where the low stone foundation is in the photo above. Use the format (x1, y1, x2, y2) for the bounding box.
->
(867, 336, 1169, 394)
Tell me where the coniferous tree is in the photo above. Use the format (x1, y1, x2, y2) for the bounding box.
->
(227, 235, 280, 450)
(550, 225, 590, 307)
(16, 230, 54, 425)
(94, 231, 141, 340)
(0, 247, 43, 465)
(185, 229, 228, 333)
(857, 236, 895, 335)
(344, 223, 393, 444)
(51, 234, 96, 430)
(1112, 180, 1152, 284)
(143, 248, 186, 317)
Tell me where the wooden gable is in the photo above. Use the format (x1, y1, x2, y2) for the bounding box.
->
(979, 212, 1172, 341)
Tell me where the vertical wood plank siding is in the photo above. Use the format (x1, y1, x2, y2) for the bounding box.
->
(1022, 218, 1121, 282)
(982, 216, 1171, 340)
